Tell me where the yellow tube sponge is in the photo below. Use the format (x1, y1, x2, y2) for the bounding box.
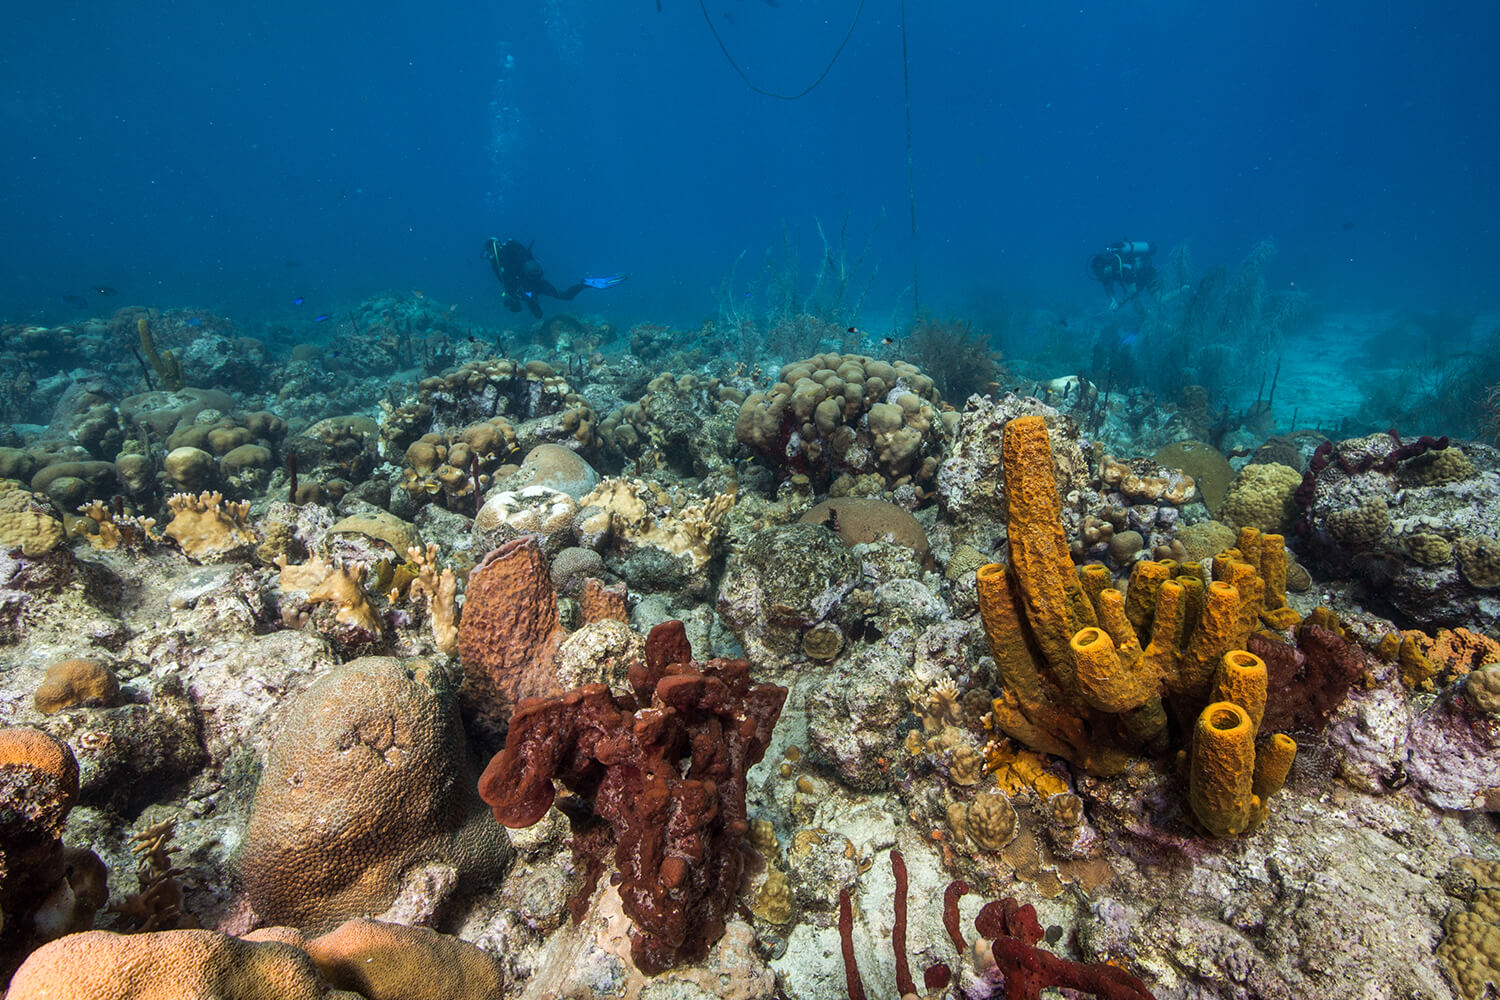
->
(1210, 649, 1268, 733)
(1093, 588, 1143, 662)
(1215, 556, 1265, 638)
(1071, 623, 1159, 717)
(1124, 559, 1172, 643)
(1258, 532, 1302, 629)
(977, 562, 1111, 767)
(1071, 627, 1126, 712)
(1001, 416, 1097, 684)
(1176, 580, 1247, 701)
(976, 562, 1055, 711)
(1234, 525, 1263, 570)
(1139, 579, 1186, 679)
(1252, 732, 1297, 802)
(1189, 701, 1258, 836)
(1077, 562, 1114, 618)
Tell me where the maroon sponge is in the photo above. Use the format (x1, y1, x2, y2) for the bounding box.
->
(478, 620, 786, 973)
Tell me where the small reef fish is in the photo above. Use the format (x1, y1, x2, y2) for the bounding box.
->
(185, 317, 204, 328)
(313, 313, 332, 323)
(1118, 330, 1140, 348)
(412, 289, 425, 299)
(292, 296, 305, 306)
(93, 285, 117, 296)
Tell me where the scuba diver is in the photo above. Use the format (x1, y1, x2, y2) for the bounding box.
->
(1088, 240, 1157, 310)
(483, 237, 627, 318)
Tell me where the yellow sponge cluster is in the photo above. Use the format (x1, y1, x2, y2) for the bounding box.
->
(976, 415, 1299, 835)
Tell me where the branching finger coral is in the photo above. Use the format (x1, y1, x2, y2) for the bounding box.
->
(393, 543, 457, 655)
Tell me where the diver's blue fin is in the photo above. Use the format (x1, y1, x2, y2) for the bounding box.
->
(582, 273, 628, 290)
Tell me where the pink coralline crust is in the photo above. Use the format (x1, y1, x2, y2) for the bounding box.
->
(477, 621, 787, 974)
(456, 536, 565, 737)
(1406, 685, 1500, 811)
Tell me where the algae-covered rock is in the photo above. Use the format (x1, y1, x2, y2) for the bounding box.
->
(716, 522, 859, 666)
(1154, 439, 1234, 514)
(1303, 434, 1500, 630)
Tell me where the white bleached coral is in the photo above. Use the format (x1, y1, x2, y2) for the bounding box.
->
(575, 477, 734, 571)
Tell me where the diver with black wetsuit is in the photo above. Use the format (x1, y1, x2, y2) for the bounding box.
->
(483, 237, 626, 318)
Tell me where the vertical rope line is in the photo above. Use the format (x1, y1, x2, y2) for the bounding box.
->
(900, 0, 919, 314)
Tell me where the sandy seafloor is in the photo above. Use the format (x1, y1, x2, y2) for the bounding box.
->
(1, 300, 1498, 1000)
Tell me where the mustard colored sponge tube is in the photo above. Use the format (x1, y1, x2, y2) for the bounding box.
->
(1123, 559, 1172, 642)
(1094, 588, 1143, 662)
(1001, 416, 1097, 683)
(1072, 626, 1129, 714)
(976, 562, 1051, 710)
(1189, 701, 1258, 837)
(1210, 649, 1268, 734)
(1078, 562, 1113, 616)
(1259, 533, 1303, 629)
(1177, 580, 1246, 700)
(1253, 732, 1297, 802)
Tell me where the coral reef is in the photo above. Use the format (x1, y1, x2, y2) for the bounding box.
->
(379, 358, 595, 460)
(6, 275, 1500, 1000)
(598, 371, 744, 476)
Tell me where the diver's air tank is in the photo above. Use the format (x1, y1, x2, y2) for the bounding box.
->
(1109, 240, 1154, 257)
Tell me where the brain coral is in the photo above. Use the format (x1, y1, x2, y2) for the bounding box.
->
(1455, 535, 1500, 589)
(1218, 462, 1302, 534)
(1154, 439, 1234, 514)
(7, 918, 507, 1000)
(239, 656, 509, 931)
(6, 929, 332, 1000)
